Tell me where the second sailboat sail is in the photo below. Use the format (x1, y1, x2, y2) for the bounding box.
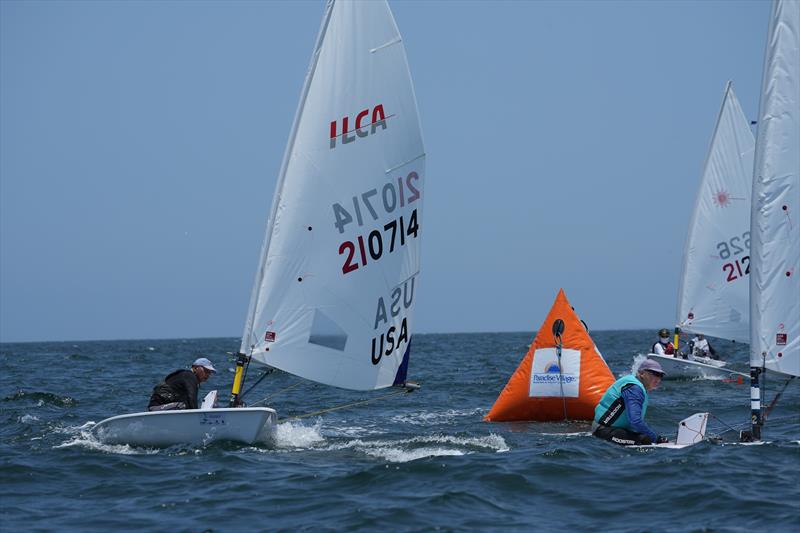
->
(240, 0, 426, 390)
(676, 83, 755, 343)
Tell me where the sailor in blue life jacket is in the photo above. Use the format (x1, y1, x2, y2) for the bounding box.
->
(592, 359, 669, 446)
(652, 328, 678, 356)
(147, 357, 216, 411)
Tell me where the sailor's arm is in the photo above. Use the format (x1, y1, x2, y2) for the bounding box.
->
(620, 385, 658, 442)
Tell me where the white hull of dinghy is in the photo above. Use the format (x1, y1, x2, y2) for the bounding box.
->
(647, 354, 747, 381)
(93, 407, 278, 446)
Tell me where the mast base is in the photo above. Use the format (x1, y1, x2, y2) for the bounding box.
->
(739, 428, 761, 442)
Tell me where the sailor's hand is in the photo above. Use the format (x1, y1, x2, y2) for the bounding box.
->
(656, 435, 669, 444)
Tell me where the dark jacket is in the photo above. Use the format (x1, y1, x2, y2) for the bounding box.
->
(147, 369, 200, 409)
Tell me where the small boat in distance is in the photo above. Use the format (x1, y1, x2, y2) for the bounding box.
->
(94, 0, 426, 446)
(647, 353, 746, 381)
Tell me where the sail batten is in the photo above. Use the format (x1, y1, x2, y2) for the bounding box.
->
(240, 0, 425, 390)
(386, 153, 426, 174)
(749, 0, 800, 377)
(371, 37, 403, 54)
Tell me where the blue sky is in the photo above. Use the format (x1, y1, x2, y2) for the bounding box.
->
(1, 0, 769, 342)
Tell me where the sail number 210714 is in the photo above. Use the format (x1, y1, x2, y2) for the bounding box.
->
(339, 210, 418, 274)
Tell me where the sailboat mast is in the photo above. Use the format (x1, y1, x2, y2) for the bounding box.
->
(748, 366, 762, 440)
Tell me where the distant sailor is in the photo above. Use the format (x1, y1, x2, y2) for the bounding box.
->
(148, 357, 216, 411)
(689, 333, 718, 360)
(651, 328, 676, 356)
(592, 359, 668, 446)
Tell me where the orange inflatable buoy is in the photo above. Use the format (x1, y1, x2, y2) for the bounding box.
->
(484, 289, 615, 422)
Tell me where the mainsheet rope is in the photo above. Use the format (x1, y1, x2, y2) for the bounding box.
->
(707, 413, 746, 436)
(705, 413, 798, 439)
(240, 367, 275, 401)
(279, 387, 413, 421)
(245, 377, 418, 420)
(247, 380, 305, 407)
(763, 376, 796, 421)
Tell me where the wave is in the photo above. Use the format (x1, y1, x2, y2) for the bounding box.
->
(324, 433, 509, 463)
(389, 407, 486, 426)
(51, 422, 160, 455)
(274, 420, 326, 449)
(266, 417, 510, 463)
(3, 390, 77, 407)
(629, 354, 648, 375)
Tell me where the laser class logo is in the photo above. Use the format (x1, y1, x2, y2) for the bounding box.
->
(529, 348, 581, 398)
(712, 189, 745, 208)
(329, 104, 390, 149)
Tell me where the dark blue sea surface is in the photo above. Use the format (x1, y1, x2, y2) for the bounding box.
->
(1, 331, 798, 531)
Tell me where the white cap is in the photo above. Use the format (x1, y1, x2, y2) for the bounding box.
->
(192, 357, 217, 373)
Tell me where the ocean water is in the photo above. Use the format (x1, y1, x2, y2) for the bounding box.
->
(1, 331, 798, 532)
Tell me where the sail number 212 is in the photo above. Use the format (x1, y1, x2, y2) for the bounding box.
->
(717, 231, 750, 283)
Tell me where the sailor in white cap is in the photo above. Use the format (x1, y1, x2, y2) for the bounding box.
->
(147, 357, 217, 411)
(591, 359, 668, 445)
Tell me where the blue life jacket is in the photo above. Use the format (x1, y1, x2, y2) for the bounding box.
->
(593, 374, 648, 429)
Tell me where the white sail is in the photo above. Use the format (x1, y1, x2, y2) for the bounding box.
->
(750, 0, 800, 377)
(676, 83, 755, 342)
(240, 0, 425, 390)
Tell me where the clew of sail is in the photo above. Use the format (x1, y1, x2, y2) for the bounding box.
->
(676, 83, 755, 343)
(240, 0, 426, 390)
(750, 0, 800, 378)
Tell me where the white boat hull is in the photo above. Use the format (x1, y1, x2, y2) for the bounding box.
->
(648, 354, 747, 380)
(93, 407, 278, 446)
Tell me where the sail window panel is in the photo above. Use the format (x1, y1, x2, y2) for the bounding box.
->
(308, 308, 348, 351)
